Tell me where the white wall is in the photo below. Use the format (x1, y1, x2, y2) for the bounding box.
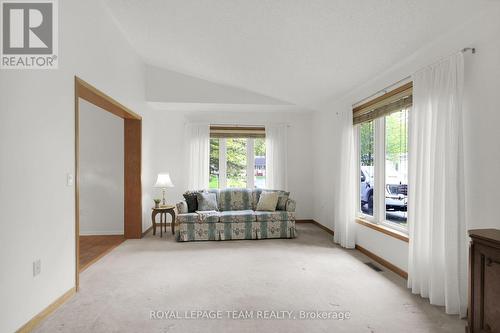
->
(311, 108, 341, 231)
(146, 65, 289, 105)
(79, 99, 124, 235)
(0, 1, 151, 331)
(312, 6, 500, 272)
(141, 109, 314, 232)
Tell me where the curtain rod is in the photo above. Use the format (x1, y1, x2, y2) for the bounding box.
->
(461, 47, 476, 54)
(352, 47, 476, 108)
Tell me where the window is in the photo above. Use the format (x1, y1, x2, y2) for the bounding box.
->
(209, 126, 266, 189)
(354, 82, 412, 232)
(385, 109, 408, 226)
(209, 138, 220, 189)
(254, 138, 266, 188)
(359, 121, 375, 217)
(226, 138, 247, 188)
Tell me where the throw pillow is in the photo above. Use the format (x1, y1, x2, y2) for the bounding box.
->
(256, 191, 279, 211)
(276, 191, 290, 211)
(176, 201, 188, 214)
(197, 192, 218, 211)
(183, 191, 199, 213)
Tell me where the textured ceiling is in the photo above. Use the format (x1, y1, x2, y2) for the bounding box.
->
(104, 0, 495, 107)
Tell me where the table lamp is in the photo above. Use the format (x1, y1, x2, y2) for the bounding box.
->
(154, 173, 174, 206)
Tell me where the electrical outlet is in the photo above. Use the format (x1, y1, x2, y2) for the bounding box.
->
(33, 259, 41, 277)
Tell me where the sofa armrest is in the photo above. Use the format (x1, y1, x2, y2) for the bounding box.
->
(176, 200, 188, 214)
(285, 198, 296, 212)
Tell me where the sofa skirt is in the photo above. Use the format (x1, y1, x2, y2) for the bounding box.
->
(176, 220, 296, 242)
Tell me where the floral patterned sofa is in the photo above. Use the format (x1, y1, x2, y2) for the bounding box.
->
(175, 188, 296, 242)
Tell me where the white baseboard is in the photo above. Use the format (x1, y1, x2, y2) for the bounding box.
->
(79, 230, 124, 236)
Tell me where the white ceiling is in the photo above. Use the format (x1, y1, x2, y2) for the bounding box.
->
(104, 0, 494, 107)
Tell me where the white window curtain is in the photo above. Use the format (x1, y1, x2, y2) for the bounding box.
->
(408, 52, 467, 316)
(185, 123, 210, 190)
(265, 124, 287, 190)
(334, 110, 356, 248)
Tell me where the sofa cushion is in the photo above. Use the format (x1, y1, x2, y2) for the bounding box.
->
(219, 210, 256, 223)
(196, 210, 220, 223)
(197, 192, 218, 211)
(254, 211, 296, 222)
(256, 191, 279, 211)
(177, 213, 199, 223)
(218, 188, 253, 211)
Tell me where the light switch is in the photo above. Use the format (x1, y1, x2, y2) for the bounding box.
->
(33, 259, 41, 277)
(66, 173, 74, 186)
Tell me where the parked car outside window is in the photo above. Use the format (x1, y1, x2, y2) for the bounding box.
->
(360, 167, 407, 222)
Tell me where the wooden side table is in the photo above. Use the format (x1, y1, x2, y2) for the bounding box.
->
(151, 206, 176, 237)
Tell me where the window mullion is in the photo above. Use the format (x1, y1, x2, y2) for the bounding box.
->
(375, 117, 386, 224)
(219, 139, 227, 188)
(246, 139, 255, 189)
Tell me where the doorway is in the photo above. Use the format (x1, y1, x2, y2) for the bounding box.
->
(75, 77, 142, 290)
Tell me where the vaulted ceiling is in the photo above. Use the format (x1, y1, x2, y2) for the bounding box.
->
(104, 0, 495, 108)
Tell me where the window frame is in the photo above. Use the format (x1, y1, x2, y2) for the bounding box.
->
(355, 96, 410, 236)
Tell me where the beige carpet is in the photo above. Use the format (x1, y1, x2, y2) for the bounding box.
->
(34, 223, 464, 333)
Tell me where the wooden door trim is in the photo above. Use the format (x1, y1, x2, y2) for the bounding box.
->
(75, 77, 141, 120)
(75, 76, 142, 291)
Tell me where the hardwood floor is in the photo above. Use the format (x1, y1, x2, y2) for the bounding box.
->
(79, 235, 125, 271)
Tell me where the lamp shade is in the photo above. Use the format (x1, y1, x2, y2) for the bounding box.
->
(154, 173, 174, 188)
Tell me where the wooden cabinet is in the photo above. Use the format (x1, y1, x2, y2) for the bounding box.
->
(468, 229, 500, 333)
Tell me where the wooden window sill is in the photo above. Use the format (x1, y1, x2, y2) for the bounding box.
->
(356, 218, 409, 243)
